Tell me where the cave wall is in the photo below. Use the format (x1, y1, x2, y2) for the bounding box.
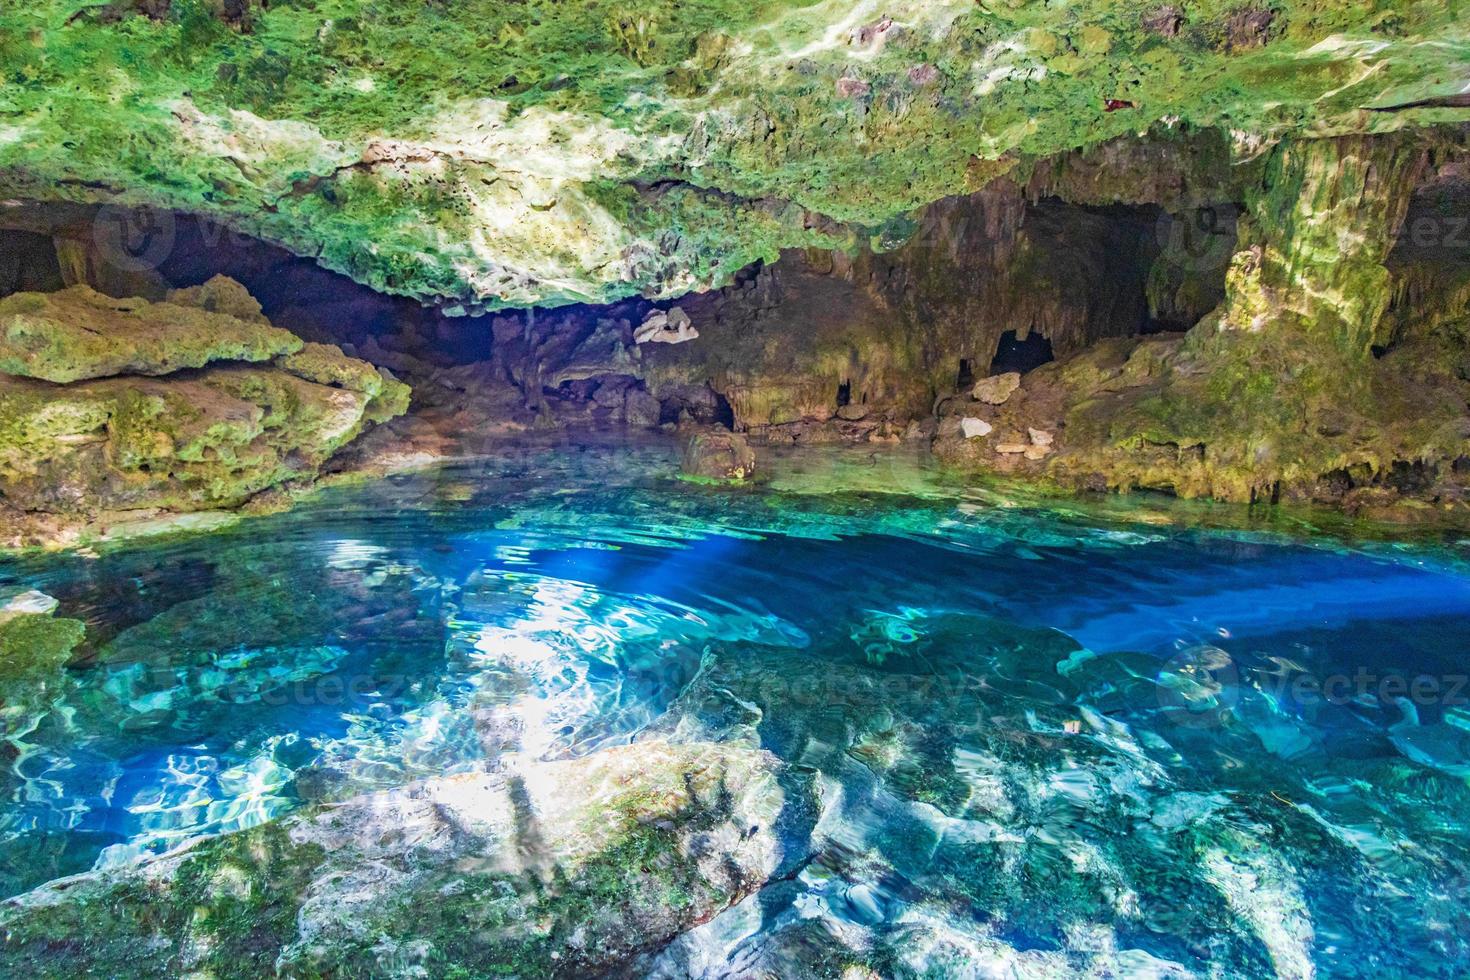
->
(620, 128, 1250, 440)
(3, 124, 1467, 520)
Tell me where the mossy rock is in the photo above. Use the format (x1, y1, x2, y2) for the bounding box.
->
(0, 284, 303, 383)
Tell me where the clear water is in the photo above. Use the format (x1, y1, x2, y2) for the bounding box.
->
(4, 438, 1470, 975)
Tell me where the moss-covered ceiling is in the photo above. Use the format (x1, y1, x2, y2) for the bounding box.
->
(1, 0, 1467, 310)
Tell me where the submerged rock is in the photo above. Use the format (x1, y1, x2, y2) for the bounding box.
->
(0, 741, 789, 978)
(681, 429, 756, 481)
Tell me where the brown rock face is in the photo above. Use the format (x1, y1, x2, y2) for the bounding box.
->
(681, 430, 756, 481)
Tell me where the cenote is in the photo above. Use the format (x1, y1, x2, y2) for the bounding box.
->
(0, 441, 1468, 976)
(5, 0, 1470, 975)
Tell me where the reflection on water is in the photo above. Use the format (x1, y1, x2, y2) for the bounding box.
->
(2, 437, 1470, 974)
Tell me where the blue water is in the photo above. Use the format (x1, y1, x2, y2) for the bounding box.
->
(3, 441, 1470, 975)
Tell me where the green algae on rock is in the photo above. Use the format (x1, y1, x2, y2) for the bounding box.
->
(0, 591, 85, 752)
(0, 0, 1467, 309)
(0, 741, 792, 978)
(0, 278, 409, 536)
(0, 283, 302, 382)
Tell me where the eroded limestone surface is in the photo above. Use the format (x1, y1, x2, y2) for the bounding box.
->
(1, 1, 1467, 308)
(0, 278, 409, 544)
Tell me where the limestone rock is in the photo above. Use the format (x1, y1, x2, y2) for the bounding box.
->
(0, 741, 790, 977)
(1029, 428, 1054, 446)
(274, 340, 417, 425)
(0, 367, 376, 514)
(636, 307, 699, 345)
(0, 279, 410, 523)
(0, 285, 302, 383)
(0, 589, 58, 623)
(0, 0, 1459, 308)
(275, 341, 385, 394)
(165, 275, 269, 324)
(625, 388, 663, 428)
(961, 417, 993, 439)
(681, 429, 755, 481)
(973, 372, 1022, 405)
(995, 443, 1029, 455)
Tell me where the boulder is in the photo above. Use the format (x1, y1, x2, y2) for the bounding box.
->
(625, 388, 663, 428)
(165, 274, 270, 324)
(973, 372, 1022, 405)
(0, 282, 410, 519)
(681, 429, 755, 481)
(0, 285, 302, 383)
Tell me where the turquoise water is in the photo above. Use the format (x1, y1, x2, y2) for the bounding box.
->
(4, 439, 1470, 975)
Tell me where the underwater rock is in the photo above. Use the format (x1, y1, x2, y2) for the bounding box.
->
(0, 284, 302, 383)
(0, 741, 789, 977)
(681, 429, 756, 481)
(0, 594, 85, 744)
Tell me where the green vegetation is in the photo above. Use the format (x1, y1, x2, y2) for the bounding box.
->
(1, 0, 1465, 307)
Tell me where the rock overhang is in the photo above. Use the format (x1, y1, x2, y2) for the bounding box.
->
(0, 0, 1466, 311)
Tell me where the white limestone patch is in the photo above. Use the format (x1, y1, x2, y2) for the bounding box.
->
(350, 99, 691, 304)
(165, 99, 355, 194)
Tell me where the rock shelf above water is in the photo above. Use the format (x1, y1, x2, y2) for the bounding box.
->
(0, 277, 409, 541)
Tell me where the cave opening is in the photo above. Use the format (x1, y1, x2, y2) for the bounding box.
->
(988, 330, 1055, 376)
(836, 379, 852, 408)
(956, 359, 975, 389)
(0, 230, 64, 296)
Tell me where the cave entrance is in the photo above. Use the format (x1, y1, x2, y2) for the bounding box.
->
(956, 359, 975, 389)
(988, 330, 1054, 376)
(0, 230, 64, 297)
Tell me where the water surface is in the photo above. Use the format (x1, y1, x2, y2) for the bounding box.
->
(3, 438, 1469, 976)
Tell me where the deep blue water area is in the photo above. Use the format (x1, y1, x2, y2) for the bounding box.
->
(3, 440, 1469, 975)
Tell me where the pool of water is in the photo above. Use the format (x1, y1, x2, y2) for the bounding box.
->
(4, 438, 1470, 975)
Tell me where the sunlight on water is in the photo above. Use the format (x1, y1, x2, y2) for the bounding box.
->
(2, 439, 1470, 974)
